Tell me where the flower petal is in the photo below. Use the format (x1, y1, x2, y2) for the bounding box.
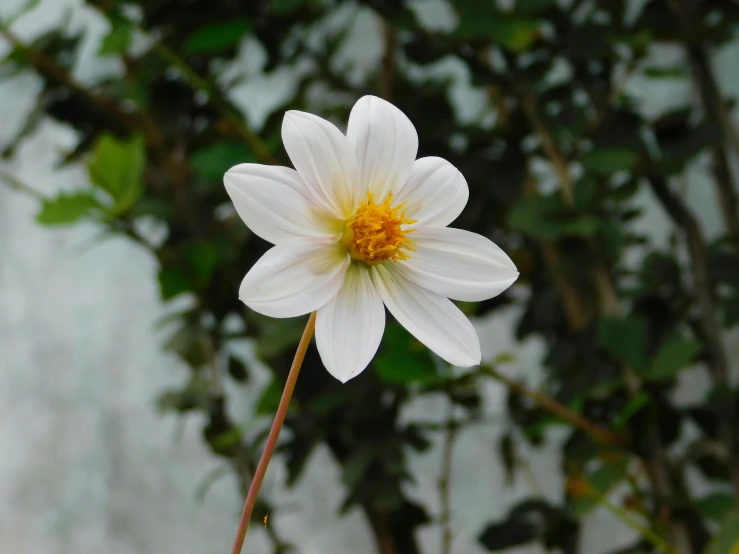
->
(371, 264, 480, 367)
(347, 95, 418, 202)
(394, 157, 469, 228)
(225, 164, 342, 244)
(396, 227, 519, 301)
(282, 110, 358, 217)
(316, 263, 385, 383)
(239, 239, 349, 318)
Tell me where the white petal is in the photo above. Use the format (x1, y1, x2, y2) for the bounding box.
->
(347, 95, 418, 202)
(225, 164, 342, 244)
(394, 157, 469, 228)
(371, 264, 480, 367)
(239, 239, 349, 318)
(282, 110, 358, 217)
(316, 263, 385, 383)
(396, 227, 519, 301)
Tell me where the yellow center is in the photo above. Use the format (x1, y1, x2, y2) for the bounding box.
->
(342, 192, 416, 264)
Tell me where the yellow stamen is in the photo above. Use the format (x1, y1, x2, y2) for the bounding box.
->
(342, 191, 416, 264)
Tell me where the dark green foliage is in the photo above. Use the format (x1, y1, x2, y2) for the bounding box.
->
(5, 0, 739, 551)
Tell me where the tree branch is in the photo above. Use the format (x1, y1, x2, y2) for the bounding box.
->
(647, 174, 739, 499)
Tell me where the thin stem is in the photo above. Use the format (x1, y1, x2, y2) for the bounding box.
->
(149, 37, 278, 165)
(378, 22, 397, 101)
(230, 311, 316, 554)
(481, 366, 622, 447)
(585, 484, 676, 554)
(438, 400, 457, 554)
(0, 167, 45, 200)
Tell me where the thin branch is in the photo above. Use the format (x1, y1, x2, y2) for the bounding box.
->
(666, 0, 739, 248)
(481, 366, 622, 447)
(378, 22, 397, 101)
(438, 400, 457, 554)
(517, 87, 696, 553)
(149, 38, 278, 165)
(647, 175, 739, 499)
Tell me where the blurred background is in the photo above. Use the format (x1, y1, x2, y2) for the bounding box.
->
(1, 0, 739, 553)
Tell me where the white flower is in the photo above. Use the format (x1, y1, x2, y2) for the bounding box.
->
(224, 95, 518, 382)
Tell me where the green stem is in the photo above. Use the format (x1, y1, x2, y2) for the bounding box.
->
(587, 485, 675, 554)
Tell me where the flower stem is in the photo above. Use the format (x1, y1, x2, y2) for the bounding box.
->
(230, 311, 317, 554)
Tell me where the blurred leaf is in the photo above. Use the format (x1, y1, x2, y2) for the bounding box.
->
(99, 15, 134, 55)
(456, 11, 540, 51)
(613, 391, 650, 430)
(182, 241, 220, 286)
(704, 511, 739, 554)
(644, 335, 702, 381)
(253, 315, 307, 359)
(582, 148, 637, 176)
(87, 133, 145, 213)
(36, 192, 101, 225)
(696, 493, 736, 523)
(163, 319, 210, 367)
(184, 20, 251, 54)
(256, 378, 282, 415)
(499, 432, 516, 484)
(479, 499, 577, 551)
(573, 177, 600, 211)
(508, 196, 564, 240)
(598, 316, 649, 371)
(374, 323, 437, 384)
(643, 65, 688, 79)
(192, 142, 253, 181)
(508, 195, 600, 239)
(227, 356, 248, 383)
(158, 266, 193, 300)
(157, 373, 211, 412)
(571, 457, 628, 516)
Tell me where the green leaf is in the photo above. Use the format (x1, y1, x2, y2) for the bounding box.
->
(36, 192, 101, 225)
(374, 323, 437, 384)
(696, 493, 736, 523)
(182, 241, 220, 286)
(508, 195, 600, 240)
(598, 316, 649, 371)
(643, 65, 688, 79)
(488, 19, 540, 51)
(184, 20, 251, 54)
(581, 148, 638, 175)
(99, 15, 134, 55)
(253, 315, 307, 359)
(158, 267, 193, 300)
(256, 378, 282, 415)
(645, 335, 702, 381)
(191, 142, 254, 181)
(508, 195, 564, 240)
(704, 511, 739, 554)
(87, 133, 145, 213)
(613, 391, 650, 430)
(456, 13, 540, 51)
(162, 320, 210, 367)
